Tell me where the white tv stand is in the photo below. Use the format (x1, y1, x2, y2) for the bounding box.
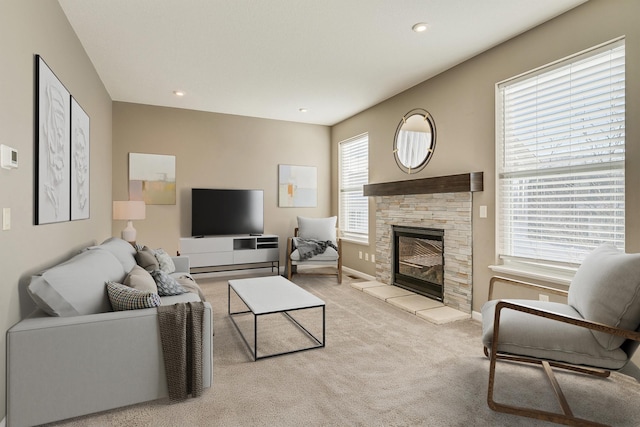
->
(179, 235, 279, 274)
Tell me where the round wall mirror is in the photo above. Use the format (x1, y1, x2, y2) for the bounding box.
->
(393, 108, 436, 174)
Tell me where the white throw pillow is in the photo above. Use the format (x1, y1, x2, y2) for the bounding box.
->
(297, 216, 337, 244)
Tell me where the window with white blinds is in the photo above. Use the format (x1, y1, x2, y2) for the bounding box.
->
(496, 39, 625, 267)
(339, 133, 369, 244)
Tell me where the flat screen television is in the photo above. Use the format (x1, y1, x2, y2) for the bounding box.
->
(191, 188, 264, 236)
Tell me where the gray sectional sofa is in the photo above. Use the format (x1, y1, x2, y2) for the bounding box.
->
(6, 237, 213, 427)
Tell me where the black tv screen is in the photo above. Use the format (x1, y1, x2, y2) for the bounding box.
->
(191, 188, 264, 236)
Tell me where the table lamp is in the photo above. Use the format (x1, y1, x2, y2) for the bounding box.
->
(113, 200, 146, 243)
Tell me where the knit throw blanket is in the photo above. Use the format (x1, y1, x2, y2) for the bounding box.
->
(293, 237, 338, 260)
(157, 302, 205, 402)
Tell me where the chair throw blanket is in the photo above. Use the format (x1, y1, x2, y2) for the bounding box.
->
(294, 237, 338, 260)
(157, 302, 205, 402)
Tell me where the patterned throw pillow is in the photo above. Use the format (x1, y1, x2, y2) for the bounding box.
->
(151, 269, 187, 296)
(154, 248, 176, 274)
(106, 281, 161, 311)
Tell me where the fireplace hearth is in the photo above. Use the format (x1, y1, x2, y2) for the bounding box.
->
(392, 226, 444, 301)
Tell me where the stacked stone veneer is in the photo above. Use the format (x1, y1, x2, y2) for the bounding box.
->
(375, 192, 472, 313)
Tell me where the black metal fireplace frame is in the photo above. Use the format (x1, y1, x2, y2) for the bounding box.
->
(391, 225, 445, 301)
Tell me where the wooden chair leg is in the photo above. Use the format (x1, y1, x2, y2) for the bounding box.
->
(286, 238, 294, 280)
(486, 347, 611, 426)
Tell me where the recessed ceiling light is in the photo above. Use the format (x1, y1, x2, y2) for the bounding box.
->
(173, 90, 185, 97)
(412, 22, 429, 33)
(299, 108, 308, 113)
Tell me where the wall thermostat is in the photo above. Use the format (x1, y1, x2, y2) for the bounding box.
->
(1, 144, 18, 169)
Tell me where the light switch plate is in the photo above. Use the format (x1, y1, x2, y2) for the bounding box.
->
(3, 208, 10, 230)
(479, 205, 488, 218)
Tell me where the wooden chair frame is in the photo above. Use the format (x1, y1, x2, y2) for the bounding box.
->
(486, 276, 640, 426)
(286, 227, 342, 284)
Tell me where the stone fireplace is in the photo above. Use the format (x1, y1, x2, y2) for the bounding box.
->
(364, 173, 482, 314)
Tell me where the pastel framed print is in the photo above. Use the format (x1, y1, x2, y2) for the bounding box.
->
(129, 153, 176, 205)
(278, 164, 317, 207)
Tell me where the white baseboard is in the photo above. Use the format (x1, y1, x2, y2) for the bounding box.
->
(1, 415, 6, 427)
(342, 266, 376, 282)
(472, 310, 482, 323)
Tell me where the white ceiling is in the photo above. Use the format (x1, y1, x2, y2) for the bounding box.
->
(58, 0, 587, 126)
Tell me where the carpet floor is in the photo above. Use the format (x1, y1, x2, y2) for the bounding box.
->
(50, 273, 640, 426)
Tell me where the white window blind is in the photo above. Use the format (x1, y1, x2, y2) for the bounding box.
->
(497, 39, 625, 266)
(339, 133, 369, 243)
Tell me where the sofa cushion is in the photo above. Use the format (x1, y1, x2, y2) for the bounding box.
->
(291, 246, 339, 262)
(106, 281, 161, 311)
(28, 249, 125, 316)
(151, 269, 187, 296)
(93, 237, 137, 273)
(297, 216, 337, 244)
(135, 246, 159, 272)
(568, 244, 640, 350)
(124, 265, 158, 293)
(154, 248, 176, 274)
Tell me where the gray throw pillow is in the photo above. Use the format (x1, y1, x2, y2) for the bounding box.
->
(106, 281, 161, 311)
(151, 269, 187, 296)
(568, 244, 640, 350)
(135, 246, 159, 272)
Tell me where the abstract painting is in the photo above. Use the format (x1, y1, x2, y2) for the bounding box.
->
(36, 55, 70, 224)
(278, 164, 317, 207)
(129, 153, 176, 205)
(71, 97, 90, 220)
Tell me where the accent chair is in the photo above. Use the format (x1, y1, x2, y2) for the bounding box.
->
(482, 244, 640, 426)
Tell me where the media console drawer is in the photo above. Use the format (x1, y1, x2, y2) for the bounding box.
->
(180, 237, 232, 254)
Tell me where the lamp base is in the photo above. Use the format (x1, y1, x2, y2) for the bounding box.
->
(121, 221, 137, 243)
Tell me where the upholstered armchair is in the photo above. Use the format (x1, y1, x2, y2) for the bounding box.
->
(482, 244, 640, 426)
(286, 216, 342, 284)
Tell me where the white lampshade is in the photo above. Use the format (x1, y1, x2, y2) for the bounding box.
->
(113, 201, 146, 243)
(113, 201, 146, 221)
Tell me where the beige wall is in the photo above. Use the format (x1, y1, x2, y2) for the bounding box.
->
(332, 0, 640, 312)
(0, 0, 113, 419)
(112, 102, 331, 261)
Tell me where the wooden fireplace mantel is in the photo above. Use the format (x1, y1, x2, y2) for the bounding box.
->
(363, 172, 483, 197)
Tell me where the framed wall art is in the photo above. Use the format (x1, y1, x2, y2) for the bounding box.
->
(278, 164, 317, 207)
(129, 153, 176, 205)
(35, 55, 71, 224)
(70, 96, 90, 220)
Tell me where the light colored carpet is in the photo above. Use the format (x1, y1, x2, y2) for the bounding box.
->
(49, 273, 640, 426)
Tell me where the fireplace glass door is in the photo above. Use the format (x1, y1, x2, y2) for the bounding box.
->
(392, 226, 444, 301)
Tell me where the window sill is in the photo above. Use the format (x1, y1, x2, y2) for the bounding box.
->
(488, 264, 573, 287)
(340, 236, 369, 246)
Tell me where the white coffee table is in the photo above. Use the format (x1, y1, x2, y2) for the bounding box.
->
(228, 275, 325, 361)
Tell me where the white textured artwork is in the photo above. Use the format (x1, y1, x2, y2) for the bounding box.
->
(278, 164, 317, 207)
(71, 97, 90, 220)
(37, 56, 70, 224)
